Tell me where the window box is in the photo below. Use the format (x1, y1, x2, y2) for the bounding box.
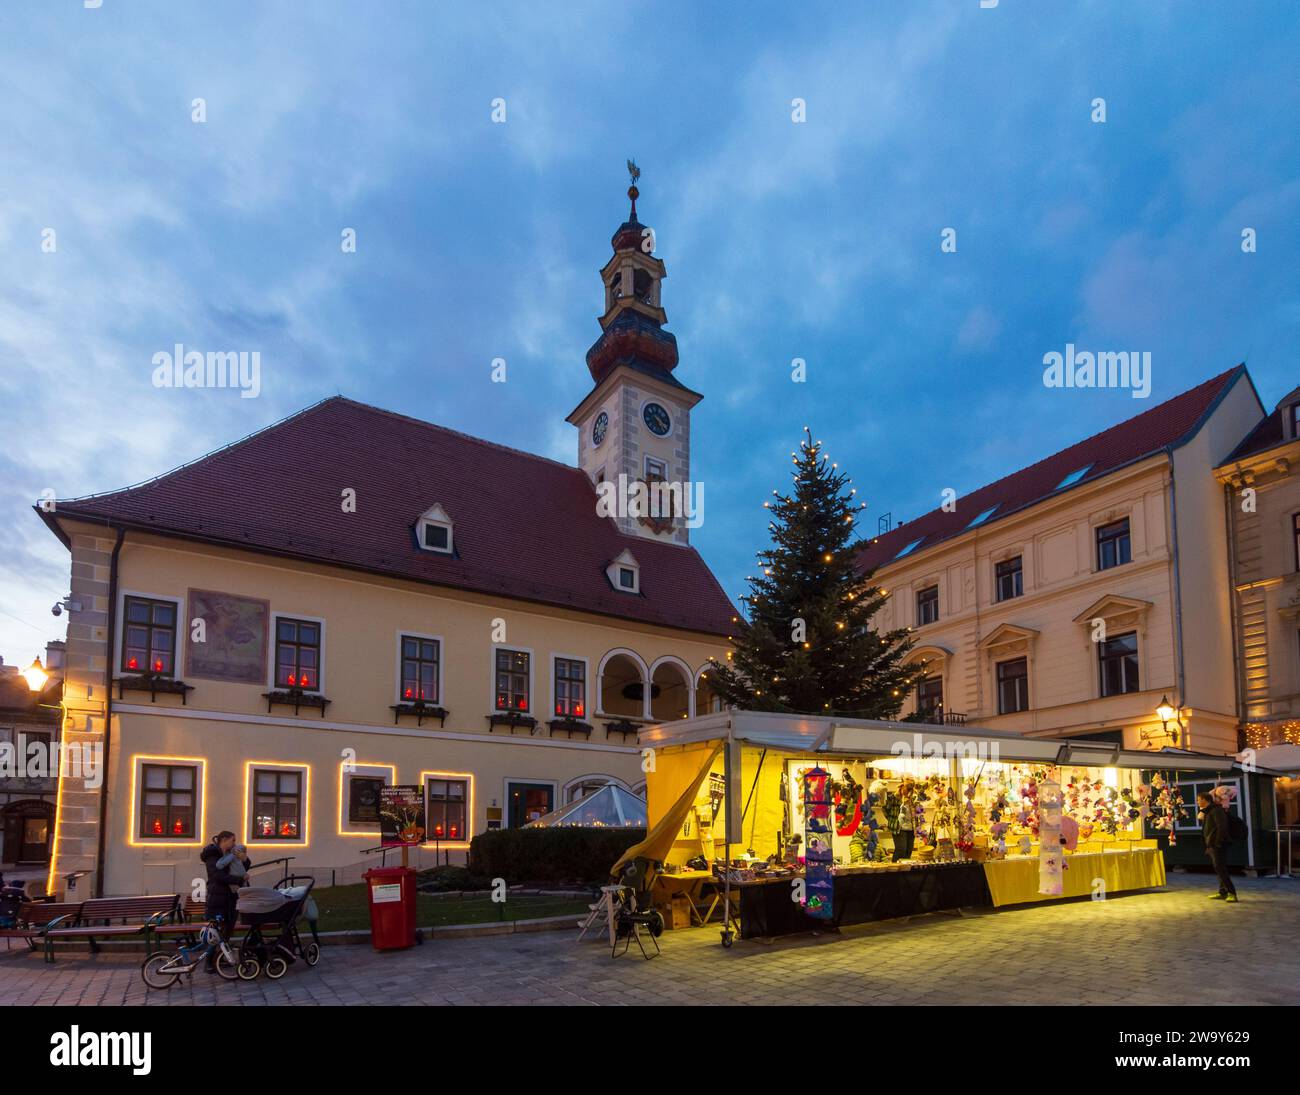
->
(115, 671, 194, 704)
(546, 717, 593, 739)
(601, 718, 642, 741)
(391, 700, 450, 728)
(262, 686, 331, 717)
(486, 711, 538, 734)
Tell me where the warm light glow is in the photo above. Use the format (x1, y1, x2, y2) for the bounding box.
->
(337, 761, 397, 837)
(126, 754, 209, 847)
(419, 769, 475, 850)
(1155, 695, 1176, 724)
(20, 657, 49, 693)
(243, 760, 311, 847)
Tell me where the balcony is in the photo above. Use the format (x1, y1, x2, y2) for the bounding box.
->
(904, 710, 968, 726)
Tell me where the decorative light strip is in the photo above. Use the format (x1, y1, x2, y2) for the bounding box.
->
(338, 761, 397, 836)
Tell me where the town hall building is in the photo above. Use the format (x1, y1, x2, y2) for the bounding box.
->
(37, 182, 736, 898)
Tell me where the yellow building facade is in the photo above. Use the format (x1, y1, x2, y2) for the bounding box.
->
(39, 187, 736, 898)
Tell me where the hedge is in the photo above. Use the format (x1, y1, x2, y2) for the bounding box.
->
(469, 827, 647, 884)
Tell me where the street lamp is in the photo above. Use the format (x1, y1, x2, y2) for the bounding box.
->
(21, 657, 49, 694)
(1156, 694, 1178, 745)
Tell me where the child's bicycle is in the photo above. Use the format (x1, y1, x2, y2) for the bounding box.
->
(140, 918, 251, 988)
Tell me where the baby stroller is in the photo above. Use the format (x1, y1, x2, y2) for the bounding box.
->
(235, 874, 321, 980)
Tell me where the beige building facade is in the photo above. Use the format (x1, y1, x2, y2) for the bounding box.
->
(1216, 389, 1300, 824)
(38, 188, 736, 899)
(861, 366, 1264, 756)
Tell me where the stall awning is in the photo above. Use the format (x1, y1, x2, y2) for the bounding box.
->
(610, 743, 722, 877)
(640, 709, 1251, 774)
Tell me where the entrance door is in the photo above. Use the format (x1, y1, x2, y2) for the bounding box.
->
(1, 801, 53, 865)
(507, 782, 554, 827)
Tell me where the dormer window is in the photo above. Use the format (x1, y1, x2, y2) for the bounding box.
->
(607, 548, 640, 594)
(416, 504, 454, 555)
(1290, 403, 1300, 439)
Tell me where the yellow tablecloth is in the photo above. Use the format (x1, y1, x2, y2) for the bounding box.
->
(982, 848, 1166, 908)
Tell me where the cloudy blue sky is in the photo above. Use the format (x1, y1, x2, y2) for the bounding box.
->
(2, 1, 1298, 661)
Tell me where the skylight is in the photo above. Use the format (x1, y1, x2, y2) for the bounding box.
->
(966, 506, 998, 529)
(894, 538, 923, 559)
(1056, 465, 1092, 490)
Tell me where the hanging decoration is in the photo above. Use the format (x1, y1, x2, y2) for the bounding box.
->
(1038, 778, 1064, 895)
(802, 766, 834, 920)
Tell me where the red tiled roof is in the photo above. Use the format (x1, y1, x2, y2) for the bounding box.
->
(45, 398, 737, 637)
(857, 366, 1247, 572)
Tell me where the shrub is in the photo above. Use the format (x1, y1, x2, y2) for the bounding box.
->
(469, 827, 646, 885)
(416, 864, 490, 892)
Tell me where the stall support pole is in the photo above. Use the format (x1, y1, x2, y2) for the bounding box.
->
(722, 837, 732, 947)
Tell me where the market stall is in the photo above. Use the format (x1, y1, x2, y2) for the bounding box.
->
(634, 710, 1246, 941)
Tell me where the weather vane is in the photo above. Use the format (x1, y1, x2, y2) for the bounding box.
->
(627, 158, 640, 185)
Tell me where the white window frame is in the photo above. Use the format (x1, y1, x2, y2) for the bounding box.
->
(607, 549, 640, 595)
(503, 776, 559, 829)
(245, 761, 310, 846)
(1172, 776, 1243, 833)
(130, 754, 206, 847)
(115, 589, 184, 678)
(339, 762, 395, 837)
(394, 630, 444, 705)
(422, 770, 474, 845)
(268, 612, 327, 695)
(416, 503, 454, 555)
(550, 652, 591, 720)
(490, 644, 534, 714)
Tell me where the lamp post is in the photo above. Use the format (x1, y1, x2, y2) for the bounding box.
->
(1156, 694, 1178, 746)
(20, 656, 49, 694)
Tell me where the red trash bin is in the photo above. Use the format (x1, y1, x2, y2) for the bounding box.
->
(363, 866, 418, 950)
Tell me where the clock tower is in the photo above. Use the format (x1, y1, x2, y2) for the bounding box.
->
(567, 165, 702, 545)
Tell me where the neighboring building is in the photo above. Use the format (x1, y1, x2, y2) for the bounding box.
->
(0, 642, 64, 872)
(35, 185, 736, 898)
(859, 366, 1264, 755)
(1216, 388, 1300, 831)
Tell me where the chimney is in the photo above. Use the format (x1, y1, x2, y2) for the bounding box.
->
(45, 640, 66, 672)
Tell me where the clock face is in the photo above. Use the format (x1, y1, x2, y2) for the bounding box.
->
(642, 402, 672, 437)
(592, 411, 609, 447)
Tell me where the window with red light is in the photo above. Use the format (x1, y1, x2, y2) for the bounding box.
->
(122, 596, 177, 675)
(252, 769, 302, 840)
(494, 649, 529, 711)
(554, 657, 586, 718)
(275, 618, 320, 689)
(400, 636, 440, 702)
(139, 763, 196, 839)
(426, 778, 467, 841)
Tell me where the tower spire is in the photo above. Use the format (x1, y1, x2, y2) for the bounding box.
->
(626, 158, 640, 221)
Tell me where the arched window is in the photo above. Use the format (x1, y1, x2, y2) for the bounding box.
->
(597, 649, 650, 718)
(650, 657, 693, 721)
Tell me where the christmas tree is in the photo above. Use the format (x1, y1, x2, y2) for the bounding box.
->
(705, 429, 918, 716)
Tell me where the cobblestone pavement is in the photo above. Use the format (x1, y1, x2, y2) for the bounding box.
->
(2, 874, 1297, 1006)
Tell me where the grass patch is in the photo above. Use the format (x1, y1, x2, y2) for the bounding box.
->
(309, 882, 592, 932)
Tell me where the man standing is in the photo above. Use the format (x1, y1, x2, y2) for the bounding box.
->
(1197, 791, 1238, 903)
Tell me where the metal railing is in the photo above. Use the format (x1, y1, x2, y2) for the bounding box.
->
(1273, 828, 1299, 878)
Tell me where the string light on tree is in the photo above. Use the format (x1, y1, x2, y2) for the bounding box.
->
(705, 427, 919, 717)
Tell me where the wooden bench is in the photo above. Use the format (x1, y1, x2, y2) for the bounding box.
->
(41, 895, 182, 963)
(0, 902, 83, 955)
(145, 899, 213, 954)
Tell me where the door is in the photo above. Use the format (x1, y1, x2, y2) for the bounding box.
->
(507, 782, 554, 827)
(1, 801, 53, 865)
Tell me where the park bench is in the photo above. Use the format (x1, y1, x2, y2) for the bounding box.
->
(145, 898, 213, 954)
(0, 901, 83, 955)
(40, 894, 182, 963)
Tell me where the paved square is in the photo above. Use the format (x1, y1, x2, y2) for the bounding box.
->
(2, 874, 1297, 1005)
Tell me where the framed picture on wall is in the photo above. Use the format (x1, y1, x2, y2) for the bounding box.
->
(185, 589, 270, 684)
